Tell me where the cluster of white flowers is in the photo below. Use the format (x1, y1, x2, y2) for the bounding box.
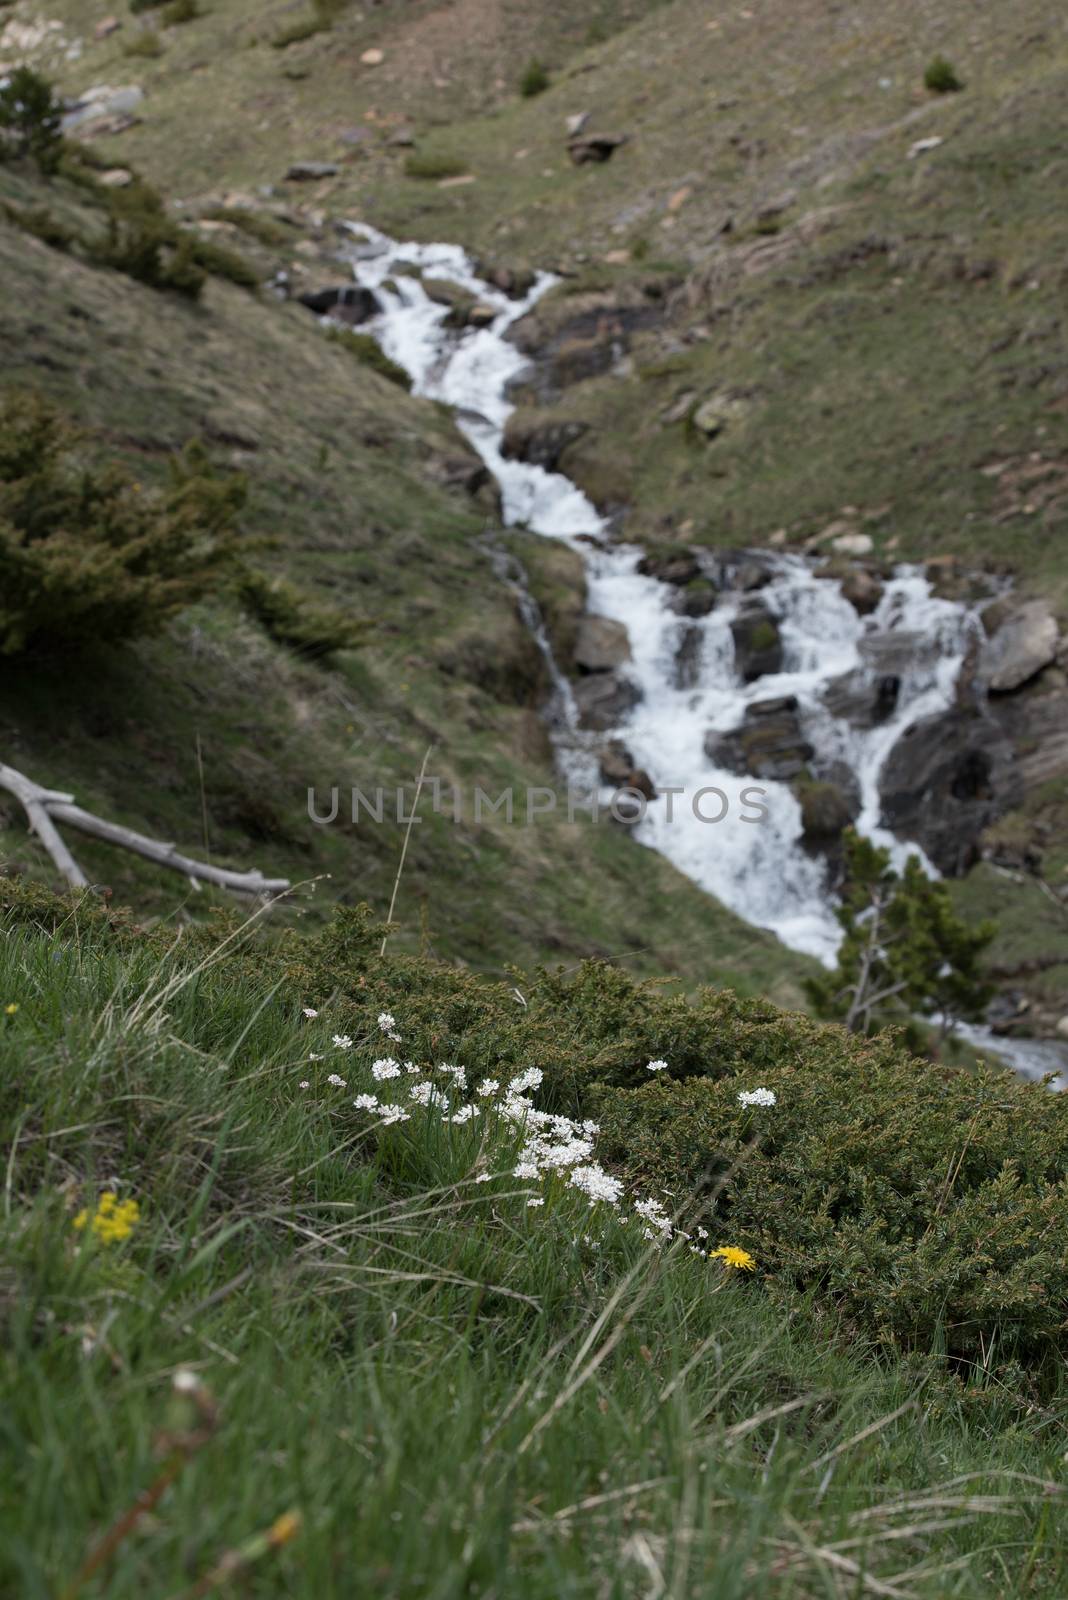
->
(298, 1004, 772, 1255)
(378, 1011, 402, 1043)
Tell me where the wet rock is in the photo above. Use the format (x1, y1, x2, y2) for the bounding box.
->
(297, 284, 380, 324)
(731, 601, 783, 682)
(673, 625, 703, 689)
(705, 696, 813, 782)
(988, 682, 1068, 789)
(474, 260, 537, 298)
(567, 132, 627, 165)
(502, 415, 589, 471)
(637, 548, 702, 586)
(981, 599, 1060, 693)
(572, 672, 642, 730)
(574, 615, 631, 673)
(823, 669, 900, 728)
(878, 709, 1020, 874)
(858, 631, 924, 676)
(422, 277, 479, 326)
(840, 567, 883, 616)
(598, 745, 657, 801)
(670, 578, 717, 620)
(796, 777, 859, 842)
(286, 161, 339, 181)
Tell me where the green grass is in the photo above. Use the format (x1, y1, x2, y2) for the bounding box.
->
(2, 906, 1068, 1597)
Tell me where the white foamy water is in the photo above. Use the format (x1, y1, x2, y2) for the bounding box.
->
(342, 224, 1068, 1082)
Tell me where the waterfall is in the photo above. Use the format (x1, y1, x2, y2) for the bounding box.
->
(341, 224, 1067, 1087)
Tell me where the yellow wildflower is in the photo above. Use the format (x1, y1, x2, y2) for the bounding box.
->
(73, 1192, 140, 1245)
(710, 1244, 756, 1271)
(3, 1003, 17, 1016)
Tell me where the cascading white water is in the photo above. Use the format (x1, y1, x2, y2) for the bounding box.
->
(341, 224, 1067, 1084)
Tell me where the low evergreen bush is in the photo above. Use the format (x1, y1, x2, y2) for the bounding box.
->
(0, 395, 246, 655)
(0, 67, 63, 175)
(925, 54, 964, 93)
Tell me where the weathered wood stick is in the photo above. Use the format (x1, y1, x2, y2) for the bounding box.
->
(0, 761, 289, 897)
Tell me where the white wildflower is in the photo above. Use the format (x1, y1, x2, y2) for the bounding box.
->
(408, 1081, 434, 1106)
(513, 1161, 541, 1180)
(308, 1052, 324, 1062)
(377, 1103, 410, 1125)
(526, 1197, 545, 1209)
(352, 1093, 379, 1111)
(475, 1173, 492, 1184)
(302, 1007, 318, 1019)
(508, 1067, 543, 1094)
(439, 1062, 467, 1090)
(737, 1087, 776, 1108)
(371, 1057, 401, 1081)
(298, 1080, 310, 1090)
(646, 1059, 668, 1073)
(448, 1104, 480, 1125)
(405, 1061, 421, 1074)
(327, 1073, 347, 1088)
(476, 1078, 500, 1098)
(378, 1011, 396, 1032)
(332, 1034, 353, 1051)
(569, 1165, 624, 1206)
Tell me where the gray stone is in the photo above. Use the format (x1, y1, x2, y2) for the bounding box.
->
(982, 600, 1060, 693)
(731, 601, 783, 682)
(878, 709, 1021, 874)
(705, 696, 813, 782)
(502, 416, 589, 471)
(297, 284, 380, 324)
(574, 615, 631, 673)
(572, 671, 642, 730)
(567, 132, 627, 165)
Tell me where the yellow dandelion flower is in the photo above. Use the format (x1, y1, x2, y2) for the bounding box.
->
(4, 1003, 18, 1016)
(710, 1245, 756, 1271)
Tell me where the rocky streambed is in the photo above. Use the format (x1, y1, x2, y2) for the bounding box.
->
(334, 224, 1068, 1081)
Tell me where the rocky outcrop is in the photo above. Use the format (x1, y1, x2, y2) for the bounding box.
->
(669, 579, 717, 619)
(508, 288, 665, 402)
(981, 599, 1060, 693)
(637, 548, 702, 586)
(474, 260, 537, 299)
(731, 601, 783, 682)
(502, 415, 589, 471)
(822, 668, 900, 728)
(422, 278, 496, 329)
(878, 708, 1020, 874)
(840, 567, 883, 616)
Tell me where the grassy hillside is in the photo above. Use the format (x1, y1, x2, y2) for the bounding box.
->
(3, 888, 1068, 1597)
(0, 149, 809, 1002)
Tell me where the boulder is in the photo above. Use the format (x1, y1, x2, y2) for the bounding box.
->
(796, 777, 858, 842)
(572, 671, 642, 731)
(574, 615, 631, 673)
(878, 709, 1021, 874)
(598, 739, 636, 787)
(670, 578, 718, 619)
(297, 284, 380, 324)
(705, 696, 813, 782)
(830, 531, 874, 556)
(475, 260, 537, 298)
(508, 289, 663, 402)
(981, 599, 1060, 693)
(567, 132, 627, 165)
(823, 669, 900, 728)
(637, 548, 701, 586)
(840, 567, 883, 615)
(692, 393, 748, 439)
(502, 415, 589, 471)
(731, 601, 783, 682)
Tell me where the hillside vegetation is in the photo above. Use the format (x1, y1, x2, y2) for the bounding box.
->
(2, 884, 1068, 1597)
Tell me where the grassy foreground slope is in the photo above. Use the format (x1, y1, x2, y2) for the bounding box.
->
(0, 151, 809, 1003)
(2, 888, 1067, 1598)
